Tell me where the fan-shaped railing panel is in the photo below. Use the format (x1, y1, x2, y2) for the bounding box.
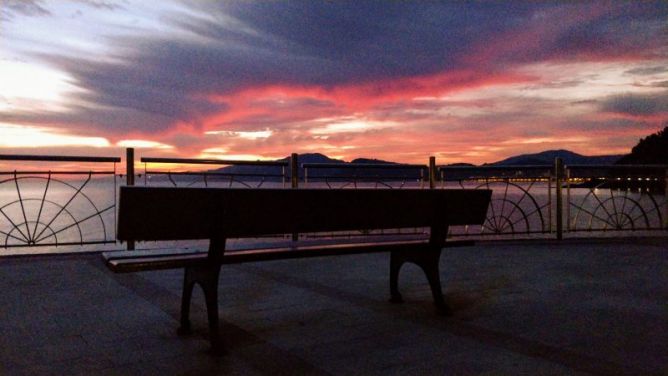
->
(0, 155, 120, 250)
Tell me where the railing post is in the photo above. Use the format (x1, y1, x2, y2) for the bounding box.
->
(665, 168, 668, 229)
(547, 172, 552, 233)
(555, 157, 564, 240)
(566, 167, 571, 232)
(291, 153, 298, 241)
(126, 148, 135, 186)
(291, 153, 299, 189)
(429, 156, 436, 189)
(126, 148, 135, 250)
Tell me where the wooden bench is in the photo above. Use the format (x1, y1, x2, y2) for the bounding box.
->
(103, 186, 491, 353)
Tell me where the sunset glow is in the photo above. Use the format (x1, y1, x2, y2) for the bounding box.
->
(0, 123, 110, 148)
(116, 140, 174, 149)
(1, 1, 666, 164)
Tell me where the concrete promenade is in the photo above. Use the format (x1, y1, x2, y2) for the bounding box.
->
(0, 237, 666, 375)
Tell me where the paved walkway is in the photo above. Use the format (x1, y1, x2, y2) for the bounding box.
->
(0, 237, 666, 375)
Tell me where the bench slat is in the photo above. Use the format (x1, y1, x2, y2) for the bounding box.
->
(106, 253, 207, 273)
(104, 239, 475, 273)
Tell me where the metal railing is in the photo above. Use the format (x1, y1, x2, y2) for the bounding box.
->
(303, 162, 428, 189)
(439, 165, 554, 238)
(0, 154, 120, 248)
(1, 150, 666, 253)
(139, 156, 290, 188)
(566, 164, 668, 233)
(301, 161, 431, 239)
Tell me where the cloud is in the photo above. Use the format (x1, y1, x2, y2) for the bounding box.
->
(2, 1, 667, 163)
(116, 139, 173, 149)
(72, 0, 125, 11)
(205, 129, 273, 140)
(0, 123, 109, 148)
(1, 0, 50, 21)
(600, 93, 668, 116)
(8, 2, 542, 136)
(625, 66, 667, 76)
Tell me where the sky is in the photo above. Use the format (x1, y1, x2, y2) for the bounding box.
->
(1, 1, 667, 165)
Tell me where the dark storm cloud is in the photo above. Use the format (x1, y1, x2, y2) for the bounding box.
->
(561, 118, 653, 131)
(601, 93, 668, 116)
(72, 0, 125, 11)
(625, 66, 667, 76)
(1, 0, 50, 21)
(214, 1, 539, 79)
(547, 2, 667, 60)
(10, 1, 668, 136)
(1, 103, 186, 135)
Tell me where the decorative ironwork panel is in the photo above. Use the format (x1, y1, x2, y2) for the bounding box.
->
(142, 172, 285, 188)
(140, 157, 289, 189)
(0, 171, 117, 248)
(567, 178, 666, 232)
(303, 178, 424, 189)
(439, 166, 553, 238)
(303, 163, 427, 189)
(443, 179, 552, 237)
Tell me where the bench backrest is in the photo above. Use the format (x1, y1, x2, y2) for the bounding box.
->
(117, 187, 491, 241)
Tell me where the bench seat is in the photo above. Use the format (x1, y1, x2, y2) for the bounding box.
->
(103, 239, 476, 273)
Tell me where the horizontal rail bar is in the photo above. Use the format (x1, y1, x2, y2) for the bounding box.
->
(2, 240, 117, 248)
(439, 165, 553, 171)
(566, 164, 668, 169)
(141, 157, 287, 166)
(0, 155, 120, 163)
(453, 232, 553, 237)
(0, 171, 116, 175)
(566, 228, 667, 233)
(305, 175, 423, 180)
(302, 231, 427, 239)
(303, 163, 427, 169)
(145, 171, 284, 178)
(443, 177, 551, 181)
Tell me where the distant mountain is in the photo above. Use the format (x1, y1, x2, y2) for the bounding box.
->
(210, 153, 422, 181)
(200, 148, 631, 182)
(616, 125, 668, 165)
(349, 158, 397, 165)
(210, 153, 342, 180)
(291, 153, 345, 165)
(444, 162, 476, 167)
(489, 149, 624, 166)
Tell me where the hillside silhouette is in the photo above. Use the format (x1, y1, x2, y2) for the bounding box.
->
(616, 125, 668, 165)
(210, 150, 628, 180)
(213, 153, 425, 180)
(488, 150, 623, 166)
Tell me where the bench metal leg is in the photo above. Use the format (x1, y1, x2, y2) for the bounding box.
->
(201, 275, 223, 355)
(178, 268, 195, 335)
(389, 254, 404, 303)
(178, 264, 224, 354)
(389, 247, 452, 315)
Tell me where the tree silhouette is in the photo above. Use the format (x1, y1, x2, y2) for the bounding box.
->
(617, 124, 668, 164)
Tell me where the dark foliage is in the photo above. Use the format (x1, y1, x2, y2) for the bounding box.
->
(617, 125, 668, 164)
